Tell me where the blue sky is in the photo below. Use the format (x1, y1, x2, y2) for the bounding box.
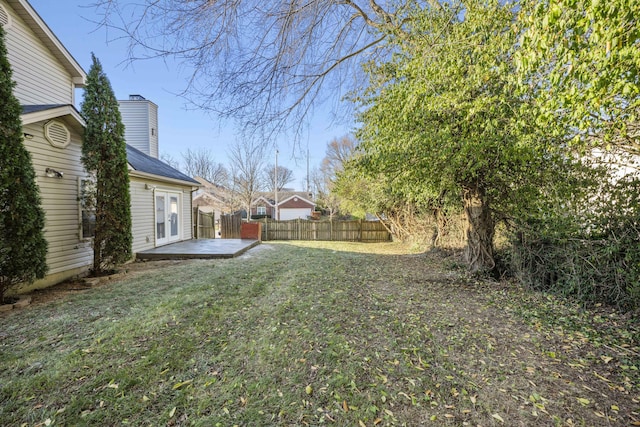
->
(28, 0, 350, 190)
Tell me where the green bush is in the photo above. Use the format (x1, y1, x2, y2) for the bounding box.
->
(506, 177, 640, 310)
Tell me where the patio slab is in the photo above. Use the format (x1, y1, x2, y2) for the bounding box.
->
(136, 239, 260, 260)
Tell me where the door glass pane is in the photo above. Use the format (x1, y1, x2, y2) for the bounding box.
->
(170, 196, 179, 237)
(156, 195, 166, 239)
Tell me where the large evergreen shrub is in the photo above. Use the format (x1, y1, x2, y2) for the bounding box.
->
(80, 54, 132, 274)
(0, 25, 48, 302)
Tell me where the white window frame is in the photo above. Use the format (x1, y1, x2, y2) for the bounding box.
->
(257, 206, 267, 215)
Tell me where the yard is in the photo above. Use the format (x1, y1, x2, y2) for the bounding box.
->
(0, 241, 638, 426)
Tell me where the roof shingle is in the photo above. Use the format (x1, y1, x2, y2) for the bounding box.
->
(126, 145, 199, 185)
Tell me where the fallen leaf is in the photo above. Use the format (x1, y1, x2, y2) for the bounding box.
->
(169, 407, 176, 417)
(172, 380, 193, 390)
(305, 385, 313, 395)
(343, 400, 348, 412)
(600, 355, 613, 364)
(577, 398, 590, 406)
(358, 420, 366, 427)
(492, 413, 504, 423)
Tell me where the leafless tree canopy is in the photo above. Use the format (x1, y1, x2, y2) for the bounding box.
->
(227, 139, 267, 215)
(312, 135, 357, 216)
(321, 135, 357, 182)
(264, 164, 295, 192)
(91, 0, 423, 139)
(182, 148, 229, 185)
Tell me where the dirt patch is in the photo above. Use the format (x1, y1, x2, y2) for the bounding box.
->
(15, 259, 195, 309)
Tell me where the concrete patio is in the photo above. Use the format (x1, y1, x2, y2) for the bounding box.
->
(136, 239, 260, 261)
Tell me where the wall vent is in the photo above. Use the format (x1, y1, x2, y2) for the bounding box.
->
(44, 121, 71, 149)
(0, 5, 11, 28)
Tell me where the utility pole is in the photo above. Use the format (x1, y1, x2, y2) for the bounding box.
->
(306, 146, 310, 193)
(274, 149, 279, 220)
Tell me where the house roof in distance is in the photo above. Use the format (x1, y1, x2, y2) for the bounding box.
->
(126, 144, 199, 185)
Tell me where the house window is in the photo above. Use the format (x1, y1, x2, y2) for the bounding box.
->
(257, 206, 267, 215)
(79, 178, 96, 239)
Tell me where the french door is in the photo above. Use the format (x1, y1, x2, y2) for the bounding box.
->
(155, 191, 181, 245)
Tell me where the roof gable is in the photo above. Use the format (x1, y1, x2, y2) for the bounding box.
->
(252, 196, 275, 206)
(278, 194, 315, 207)
(21, 104, 85, 133)
(5, 0, 85, 85)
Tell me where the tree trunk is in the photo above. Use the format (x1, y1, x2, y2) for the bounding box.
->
(463, 186, 495, 273)
(431, 208, 448, 247)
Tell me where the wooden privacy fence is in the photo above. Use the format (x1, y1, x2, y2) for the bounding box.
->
(220, 212, 242, 239)
(259, 219, 391, 242)
(193, 208, 215, 239)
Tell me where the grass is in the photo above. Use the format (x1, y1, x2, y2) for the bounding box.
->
(0, 241, 638, 426)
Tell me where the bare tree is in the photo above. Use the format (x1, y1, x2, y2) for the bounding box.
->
(264, 164, 294, 192)
(227, 139, 267, 217)
(182, 148, 229, 185)
(310, 166, 341, 219)
(160, 152, 181, 170)
(321, 135, 357, 182)
(91, 0, 424, 140)
(312, 135, 357, 218)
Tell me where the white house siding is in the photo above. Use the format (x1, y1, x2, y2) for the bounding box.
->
(119, 100, 159, 158)
(21, 121, 93, 290)
(148, 103, 158, 158)
(129, 177, 155, 253)
(182, 188, 193, 240)
(2, 1, 75, 105)
(129, 176, 194, 252)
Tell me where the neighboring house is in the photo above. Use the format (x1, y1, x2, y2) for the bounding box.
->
(3, 0, 92, 290)
(127, 145, 199, 251)
(250, 191, 315, 220)
(277, 194, 316, 220)
(118, 94, 158, 158)
(250, 196, 276, 219)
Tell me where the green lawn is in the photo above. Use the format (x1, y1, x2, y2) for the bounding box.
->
(0, 241, 638, 426)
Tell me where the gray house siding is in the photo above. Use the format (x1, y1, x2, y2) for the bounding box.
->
(119, 97, 159, 158)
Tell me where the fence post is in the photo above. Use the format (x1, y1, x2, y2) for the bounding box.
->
(263, 218, 268, 241)
(193, 206, 199, 239)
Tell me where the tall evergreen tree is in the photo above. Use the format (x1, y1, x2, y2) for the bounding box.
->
(0, 25, 48, 302)
(80, 53, 132, 274)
